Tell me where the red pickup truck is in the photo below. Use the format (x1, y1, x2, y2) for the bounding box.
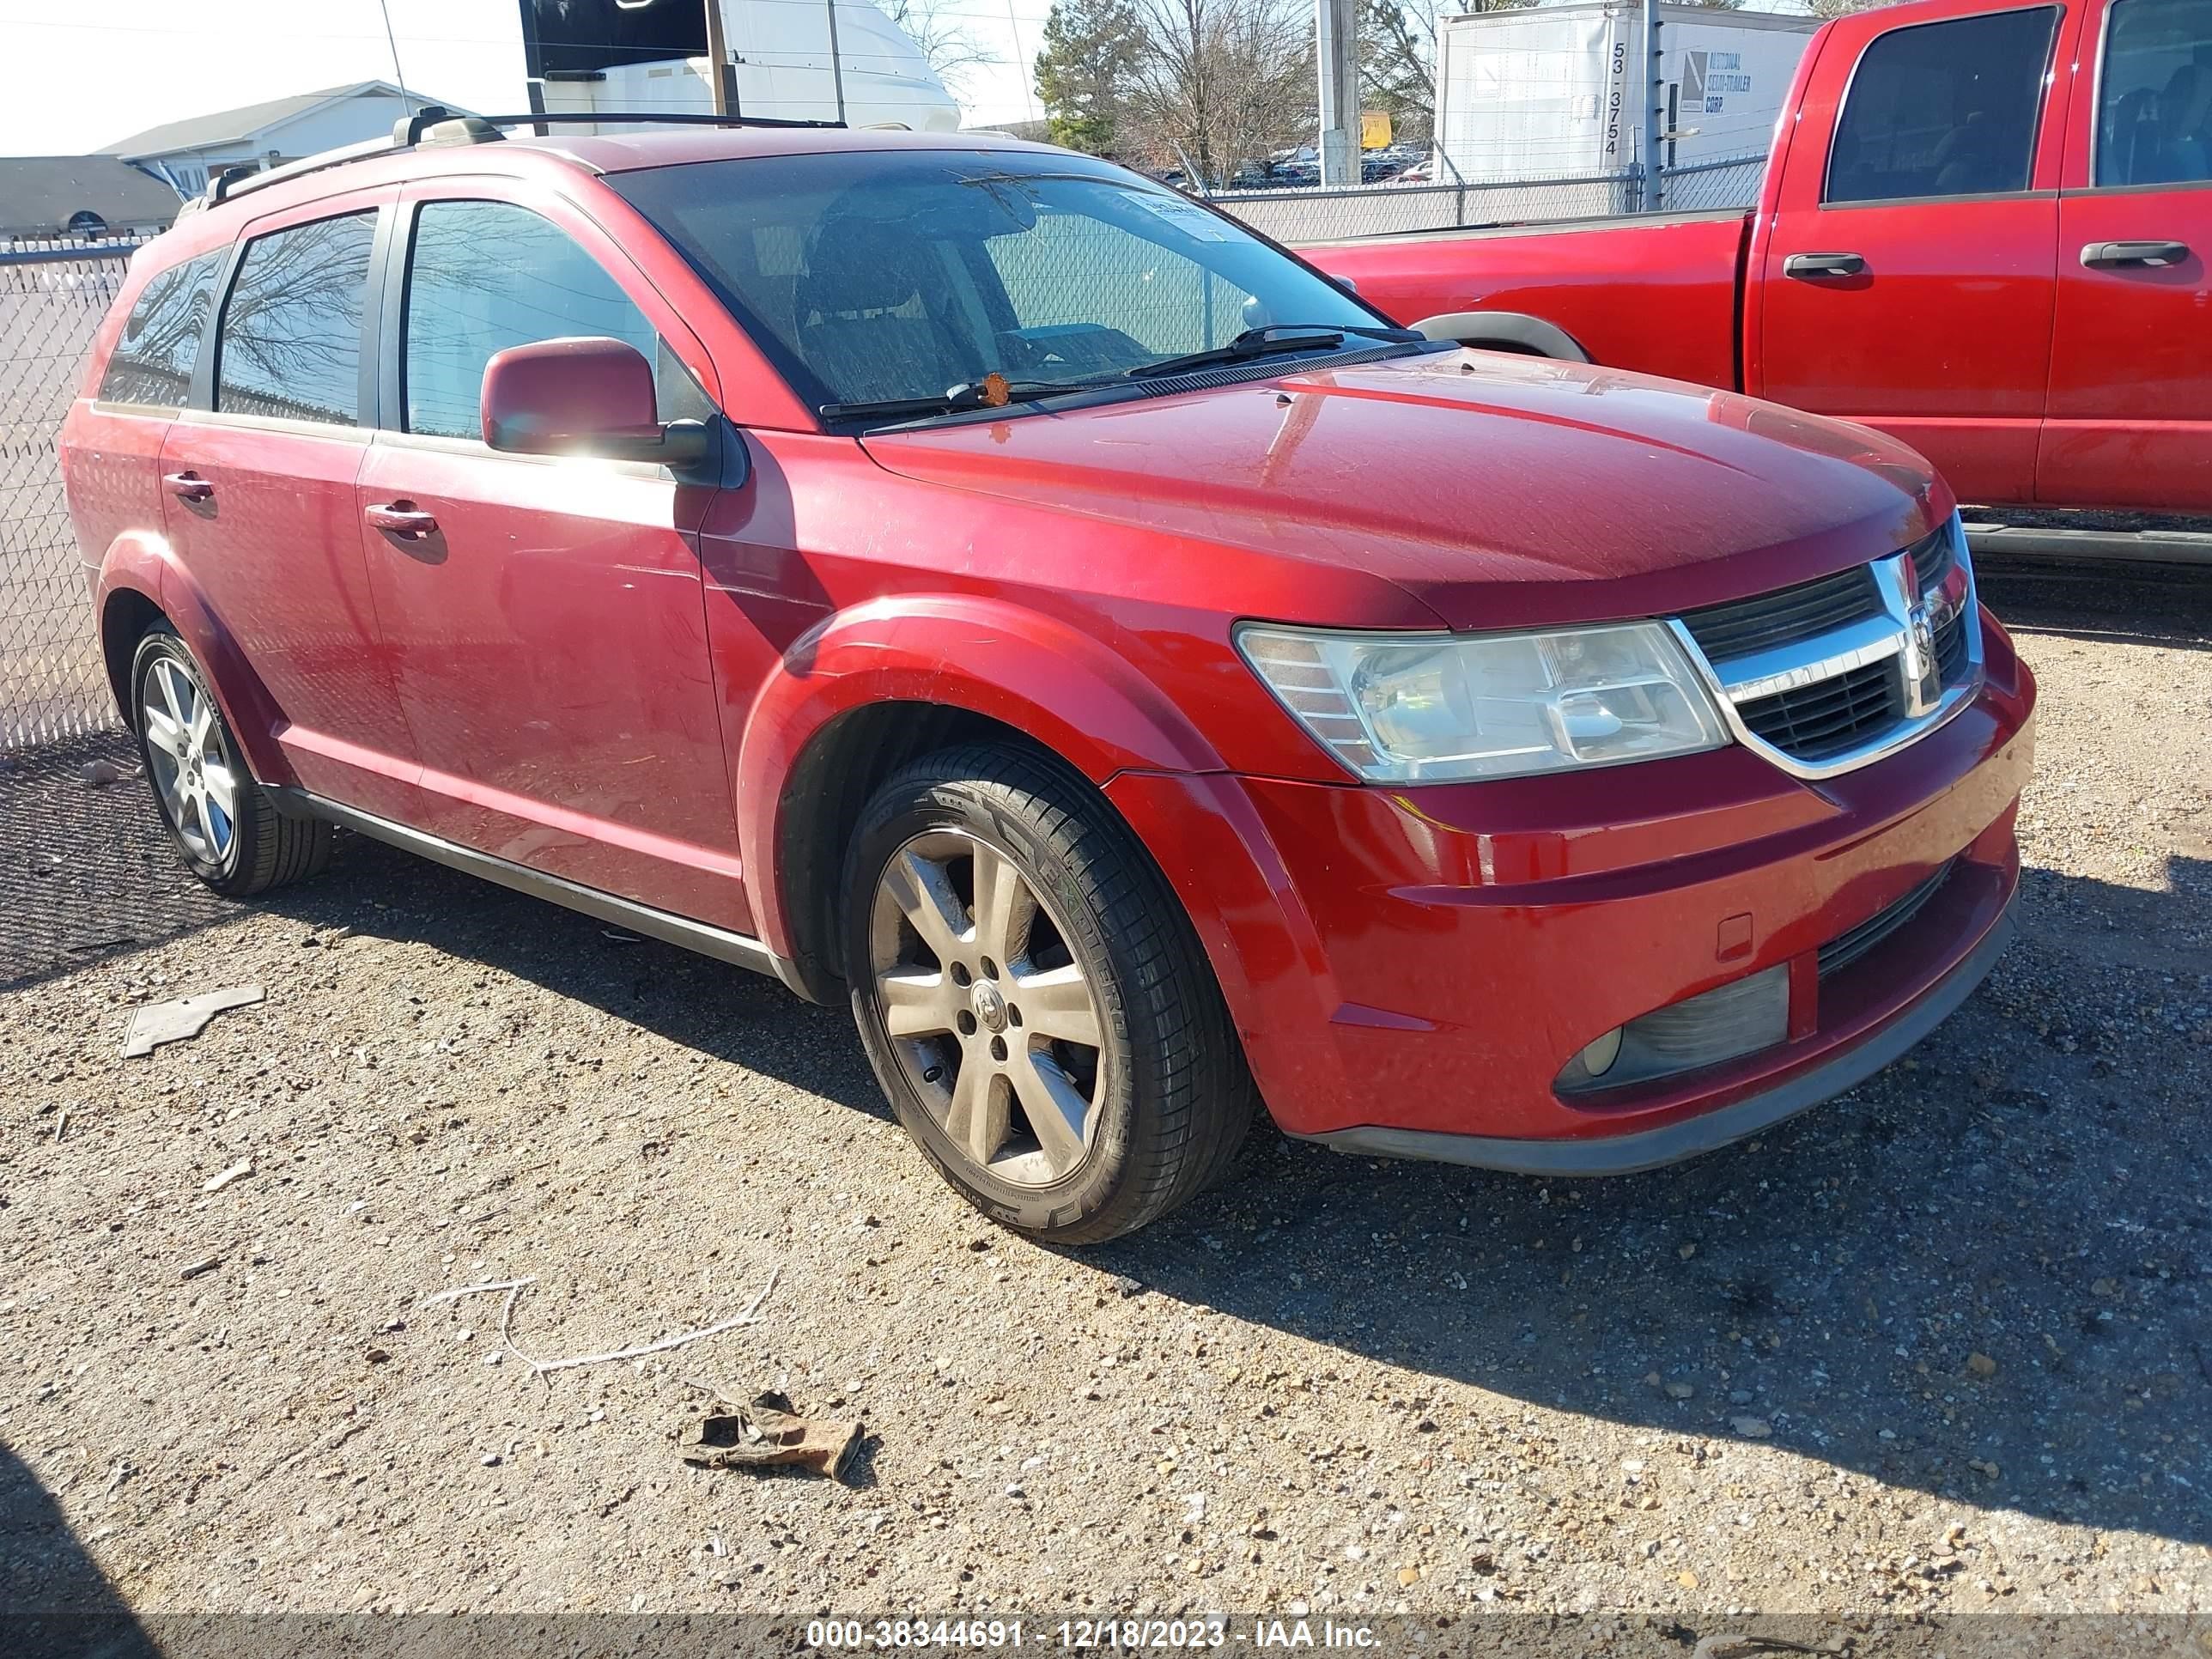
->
(1305, 0, 2212, 538)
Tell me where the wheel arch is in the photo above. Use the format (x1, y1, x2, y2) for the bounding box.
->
(95, 536, 295, 789)
(1409, 309, 1592, 362)
(734, 597, 1229, 1001)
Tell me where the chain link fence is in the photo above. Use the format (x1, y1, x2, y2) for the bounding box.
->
(3, 238, 142, 750)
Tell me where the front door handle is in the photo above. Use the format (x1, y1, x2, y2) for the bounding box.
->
(365, 501, 439, 538)
(163, 471, 213, 502)
(1783, 252, 1868, 279)
(2081, 239, 2190, 269)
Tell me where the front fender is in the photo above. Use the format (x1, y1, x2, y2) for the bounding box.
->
(733, 594, 1227, 958)
(97, 532, 295, 789)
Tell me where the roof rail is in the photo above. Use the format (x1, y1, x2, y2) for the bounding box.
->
(191, 106, 848, 213)
(398, 109, 849, 145)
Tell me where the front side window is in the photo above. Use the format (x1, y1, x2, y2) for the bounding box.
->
(1826, 8, 2059, 203)
(609, 150, 1383, 416)
(401, 200, 692, 440)
(2098, 0, 2212, 185)
(216, 211, 376, 424)
(100, 249, 224, 407)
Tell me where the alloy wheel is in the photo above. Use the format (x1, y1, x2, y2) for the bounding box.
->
(142, 655, 238, 866)
(867, 829, 1109, 1188)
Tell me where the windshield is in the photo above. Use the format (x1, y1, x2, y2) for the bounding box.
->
(607, 149, 1389, 418)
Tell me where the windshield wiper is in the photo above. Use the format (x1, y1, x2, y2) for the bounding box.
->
(1126, 322, 1424, 380)
(820, 374, 1115, 424)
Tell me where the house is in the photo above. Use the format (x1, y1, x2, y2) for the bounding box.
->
(0, 155, 179, 242)
(106, 82, 473, 197)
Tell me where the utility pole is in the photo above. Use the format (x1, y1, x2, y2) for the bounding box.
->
(1640, 0, 1663, 211)
(824, 0, 848, 123)
(703, 0, 739, 117)
(1316, 0, 1360, 187)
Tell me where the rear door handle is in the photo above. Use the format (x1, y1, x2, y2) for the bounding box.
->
(1783, 252, 1867, 279)
(163, 471, 213, 502)
(365, 501, 439, 538)
(2081, 239, 2189, 268)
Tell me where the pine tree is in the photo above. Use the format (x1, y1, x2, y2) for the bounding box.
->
(1035, 0, 1146, 156)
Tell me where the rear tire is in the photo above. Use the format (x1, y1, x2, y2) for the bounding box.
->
(843, 744, 1254, 1243)
(129, 624, 331, 897)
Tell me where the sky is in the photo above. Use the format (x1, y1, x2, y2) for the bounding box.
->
(0, 0, 1048, 155)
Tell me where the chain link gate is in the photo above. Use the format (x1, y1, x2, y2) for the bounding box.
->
(2, 239, 143, 750)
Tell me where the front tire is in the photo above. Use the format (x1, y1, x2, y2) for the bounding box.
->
(129, 624, 331, 896)
(842, 744, 1253, 1243)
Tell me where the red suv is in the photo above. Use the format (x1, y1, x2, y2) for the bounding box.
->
(61, 115, 2036, 1242)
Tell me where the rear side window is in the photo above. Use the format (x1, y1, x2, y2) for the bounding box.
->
(1825, 8, 2059, 203)
(2097, 0, 2212, 185)
(98, 250, 223, 407)
(401, 200, 697, 440)
(216, 210, 376, 424)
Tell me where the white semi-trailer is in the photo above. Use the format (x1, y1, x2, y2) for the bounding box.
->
(1432, 3, 1817, 187)
(522, 0, 961, 134)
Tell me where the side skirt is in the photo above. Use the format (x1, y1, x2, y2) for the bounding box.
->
(271, 788, 811, 999)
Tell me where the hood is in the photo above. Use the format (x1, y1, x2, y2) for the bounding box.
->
(859, 349, 1947, 631)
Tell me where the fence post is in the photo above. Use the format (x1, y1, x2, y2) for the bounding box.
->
(1641, 0, 1662, 214)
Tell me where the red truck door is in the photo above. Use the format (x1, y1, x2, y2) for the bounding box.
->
(2043, 0, 2212, 510)
(1753, 3, 2078, 505)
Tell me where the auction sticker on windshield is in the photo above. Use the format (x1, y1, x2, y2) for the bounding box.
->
(1127, 190, 1231, 240)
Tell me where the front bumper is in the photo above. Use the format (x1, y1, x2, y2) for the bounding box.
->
(1300, 899, 2013, 1175)
(1106, 611, 2035, 1167)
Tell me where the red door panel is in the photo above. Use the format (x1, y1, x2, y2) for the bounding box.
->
(357, 439, 745, 925)
(1754, 3, 2079, 507)
(2042, 0, 2212, 509)
(357, 186, 744, 927)
(156, 191, 419, 819)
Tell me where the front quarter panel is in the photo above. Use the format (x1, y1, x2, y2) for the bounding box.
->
(733, 592, 1236, 958)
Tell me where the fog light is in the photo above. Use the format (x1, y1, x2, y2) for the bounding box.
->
(1556, 963, 1789, 1097)
(1577, 1027, 1623, 1078)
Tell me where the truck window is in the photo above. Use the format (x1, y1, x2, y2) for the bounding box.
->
(216, 211, 376, 425)
(2097, 0, 2212, 185)
(1825, 8, 2058, 203)
(98, 250, 224, 409)
(399, 199, 702, 441)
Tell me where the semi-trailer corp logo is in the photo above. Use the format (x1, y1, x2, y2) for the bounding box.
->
(1683, 49, 1754, 113)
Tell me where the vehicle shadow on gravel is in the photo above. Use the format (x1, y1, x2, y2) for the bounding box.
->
(0, 1437, 151, 1656)
(1094, 854, 2210, 1554)
(250, 831, 2211, 1555)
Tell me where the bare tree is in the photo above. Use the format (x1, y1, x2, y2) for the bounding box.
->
(1359, 0, 1529, 142)
(878, 0, 1001, 100)
(1131, 0, 1312, 183)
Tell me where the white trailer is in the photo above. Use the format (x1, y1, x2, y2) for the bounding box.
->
(523, 0, 961, 135)
(1433, 3, 1817, 187)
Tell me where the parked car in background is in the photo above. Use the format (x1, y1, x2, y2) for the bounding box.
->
(63, 116, 2033, 1241)
(1304, 0, 2212, 553)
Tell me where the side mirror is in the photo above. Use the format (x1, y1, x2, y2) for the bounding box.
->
(1332, 275, 1359, 295)
(481, 337, 710, 469)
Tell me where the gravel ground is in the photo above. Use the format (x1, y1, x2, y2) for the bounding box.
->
(2, 565, 2208, 1645)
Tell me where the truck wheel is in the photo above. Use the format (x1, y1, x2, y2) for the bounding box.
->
(129, 625, 331, 896)
(843, 744, 1253, 1243)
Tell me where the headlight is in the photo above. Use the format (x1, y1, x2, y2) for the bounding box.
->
(1236, 621, 1729, 783)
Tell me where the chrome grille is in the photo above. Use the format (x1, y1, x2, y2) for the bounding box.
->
(1680, 565, 1883, 661)
(1668, 519, 1984, 780)
(1819, 860, 1955, 977)
(1735, 659, 1901, 761)
(1933, 607, 1969, 681)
